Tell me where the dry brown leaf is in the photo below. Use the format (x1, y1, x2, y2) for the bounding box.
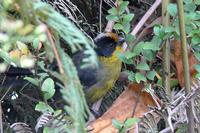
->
(173, 39, 198, 87)
(89, 83, 155, 133)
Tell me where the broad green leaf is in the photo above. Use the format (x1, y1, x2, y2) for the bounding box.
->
(108, 7, 118, 15)
(143, 42, 160, 51)
(113, 23, 123, 30)
(147, 70, 156, 80)
(119, 1, 129, 14)
(123, 23, 131, 34)
(184, 0, 192, 3)
(167, 3, 177, 17)
(117, 53, 133, 64)
(194, 64, 200, 72)
(151, 36, 162, 49)
(136, 62, 150, 71)
(133, 42, 146, 55)
(123, 13, 134, 23)
(184, 3, 196, 12)
(35, 102, 54, 113)
(194, 52, 200, 61)
(195, 0, 200, 5)
(106, 15, 119, 21)
(196, 73, 200, 78)
(124, 51, 136, 59)
(33, 38, 40, 50)
(135, 72, 147, 83)
(125, 34, 135, 43)
(143, 50, 155, 61)
(165, 26, 175, 33)
(153, 25, 165, 39)
(41, 78, 55, 100)
(112, 119, 122, 129)
(124, 118, 140, 128)
(191, 35, 200, 45)
(43, 127, 50, 133)
(0, 49, 14, 65)
(24, 77, 39, 86)
(127, 71, 135, 82)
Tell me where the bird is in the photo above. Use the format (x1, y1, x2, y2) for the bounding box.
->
(72, 32, 124, 105)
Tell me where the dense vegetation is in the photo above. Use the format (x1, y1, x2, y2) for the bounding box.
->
(0, 0, 199, 132)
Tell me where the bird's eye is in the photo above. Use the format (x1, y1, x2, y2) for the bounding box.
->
(110, 43, 115, 47)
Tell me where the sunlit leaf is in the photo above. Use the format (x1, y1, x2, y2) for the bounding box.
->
(41, 78, 55, 100)
(135, 72, 147, 83)
(136, 62, 150, 71)
(35, 102, 54, 113)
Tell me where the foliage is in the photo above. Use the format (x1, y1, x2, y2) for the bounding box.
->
(0, 0, 98, 132)
(112, 118, 140, 133)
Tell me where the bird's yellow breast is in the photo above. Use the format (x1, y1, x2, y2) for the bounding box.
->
(85, 46, 122, 104)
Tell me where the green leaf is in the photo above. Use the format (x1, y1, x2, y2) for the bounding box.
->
(196, 73, 200, 78)
(112, 119, 122, 129)
(125, 34, 135, 43)
(165, 26, 175, 33)
(184, 0, 192, 3)
(191, 35, 200, 45)
(136, 62, 150, 71)
(123, 51, 136, 59)
(167, 3, 177, 17)
(123, 13, 134, 23)
(113, 23, 123, 30)
(124, 118, 140, 128)
(133, 42, 146, 55)
(41, 78, 55, 100)
(123, 23, 131, 34)
(43, 127, 50, 133)
(106, 15, 119, 21)
(195, 0, 200, 5)
(194, 52, 200, 61)
(135, 72, 147, 83)
(24, 77, 39, 86)
(117, 53, 133, 64)
(35, 102, 54, 113)
(127, 71, 135, 82)
(119, 1, 129, 14)
(143, 42, 160, 51)
(153, 25, 165, 39)
(108, 7, 118, 15)
(194, 64, 200, 72)
(143, 50, 155, 61)
(147, 70, 156, 80)
(0, 49, 14, 65)
(33, 38, 39, 50)
(184, 3, 196, 12)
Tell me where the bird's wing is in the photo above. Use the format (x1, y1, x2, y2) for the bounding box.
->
(72, 51, 102, 89)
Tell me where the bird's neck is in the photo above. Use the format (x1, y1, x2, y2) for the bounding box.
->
(98, 46, 122, 63)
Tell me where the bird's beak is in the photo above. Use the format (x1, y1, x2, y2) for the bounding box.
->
(117, 37, 125, 45)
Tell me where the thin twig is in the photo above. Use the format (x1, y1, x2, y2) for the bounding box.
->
(99, 0, 102, 32)
(131, 0, 161, 36)
(176, 0, 193, 132)
(0, 85, 12, 101)
(46, 29, 64, 74)
(162, 0, 171, 96)
(0, 102, 3, 133)
(131, 88, 142, 117)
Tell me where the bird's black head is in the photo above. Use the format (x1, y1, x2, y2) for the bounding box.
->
(94, 33, 124, 57)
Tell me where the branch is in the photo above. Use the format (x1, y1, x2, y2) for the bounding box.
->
(176, 0, 193, 132)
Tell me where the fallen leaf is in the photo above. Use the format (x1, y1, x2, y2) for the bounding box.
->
(173, 39, 198, 87)
(89, 83, 155, 133)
